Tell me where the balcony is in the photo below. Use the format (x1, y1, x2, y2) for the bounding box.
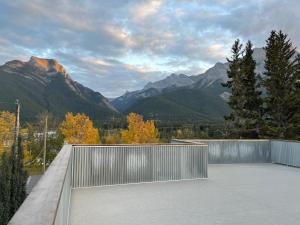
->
(8, 140, 300, 225)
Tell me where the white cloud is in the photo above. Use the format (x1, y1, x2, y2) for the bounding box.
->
(131, 0, 164, 21)
(104, 25, 135, 48)
(207, 44, 228, 60)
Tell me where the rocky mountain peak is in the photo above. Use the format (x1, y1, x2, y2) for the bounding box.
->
(111, 48, 271, 114)
(143, 73, 194, 91)
(28, 56, 67, 75)
(3, 60, 26, 70)
(0, 56, 118, 121)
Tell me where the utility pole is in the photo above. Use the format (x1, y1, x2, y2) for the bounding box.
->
(13, 99, 20, 155)
(43, 113, 48, 173)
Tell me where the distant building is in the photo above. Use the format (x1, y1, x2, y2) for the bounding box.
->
(2, 139, 14, 148)
(34, 130, 57, 139)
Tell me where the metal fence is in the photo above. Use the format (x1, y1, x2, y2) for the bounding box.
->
(271, 140, 300, 167)
(172, 139, 271, 163)
(9, 140, 299, 225)
(8, 144, 208, 225)
(72, 144, 208, 188)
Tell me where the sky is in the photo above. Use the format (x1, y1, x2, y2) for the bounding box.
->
(0, 0, 299, 98)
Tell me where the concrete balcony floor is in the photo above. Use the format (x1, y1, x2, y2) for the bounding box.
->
(69, 164, 300, 225)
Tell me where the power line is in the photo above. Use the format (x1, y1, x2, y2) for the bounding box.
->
(13, 100, 20, 155)
(43, 113, 48, 173)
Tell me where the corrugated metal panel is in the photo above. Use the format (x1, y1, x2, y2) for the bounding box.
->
(207, 140, 271, 163)
(172, 139, 271, 163)
(271, 140, 300, 167)
(72, 145, 208, 188)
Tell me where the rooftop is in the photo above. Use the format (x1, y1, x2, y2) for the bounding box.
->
(69, 163, 300, 225)
(8, 140, 300, 225)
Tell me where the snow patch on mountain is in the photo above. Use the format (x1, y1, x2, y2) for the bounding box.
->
(144, 73, 195, 91)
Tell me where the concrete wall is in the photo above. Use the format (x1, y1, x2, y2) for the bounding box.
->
(54, 150, 72, 225)
(172, 139, 271, 164)
(72, 144, 208, 188)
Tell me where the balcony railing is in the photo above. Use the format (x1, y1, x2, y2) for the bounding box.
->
(8, 140, 300, 225)
(271, 140, 300, 167)
(172, 139, 271, 163)
(72, 145, 208, 188)
(9, 143, 208, 225)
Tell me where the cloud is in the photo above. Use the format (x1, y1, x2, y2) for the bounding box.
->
(207, 44, 228, 60)
(131, 0, 164, 21)
(53, 51, 166, 97)
(0, 0, 300, 97)
(103, 25, 135, 48)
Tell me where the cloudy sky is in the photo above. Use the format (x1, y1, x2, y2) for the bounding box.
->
(0, 0, 299, 97)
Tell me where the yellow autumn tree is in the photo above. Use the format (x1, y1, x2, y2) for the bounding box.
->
(0, 111, 15, 153)
(59, 112, 100, 144)
(121, 113, 159, 144)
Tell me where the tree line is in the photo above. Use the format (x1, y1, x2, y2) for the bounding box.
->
(59, 112, 159, 144)
(0, 111, 160, 166)
(223, 30, 300, 139)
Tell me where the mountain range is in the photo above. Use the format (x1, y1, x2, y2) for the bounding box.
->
(0, 48, 266, 124)
(111, 48, 265, 122)
(0, 56, 118, 122)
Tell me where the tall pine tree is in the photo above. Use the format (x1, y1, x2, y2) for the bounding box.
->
(9, 138, 27, 217)
(240, 41, 263, 137)
(222, 39, 244, 135)
(263, 30, 298, 138)
(223, 40, 263, 137)
(0, 153, 11, 225)
(0, 138, 27, 224)
(287, 54, 300, 139)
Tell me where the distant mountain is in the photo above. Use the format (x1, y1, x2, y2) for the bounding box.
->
(144, 73, 195, 91)
(112, 48, 266, 122)
(111, 61, 230, 113)
(191, 62, 228, 88)
(0, 56, 118, 122)
(110, 88, 161, 112)
(125, 82, 229, 122)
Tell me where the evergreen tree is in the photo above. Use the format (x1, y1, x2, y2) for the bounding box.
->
(10, 144, 18, 217)
(10, 138, 27, 217)
(263, 30, 298, 138)
(0, 153, 11, 225)
(16, 139, 27, 209)
(240, 41, 263, 137)
(287, 54, 300, 139)
(0, 138, 27, 224)
(222, 39, 244, 134)
(223, 40, 263, 137)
